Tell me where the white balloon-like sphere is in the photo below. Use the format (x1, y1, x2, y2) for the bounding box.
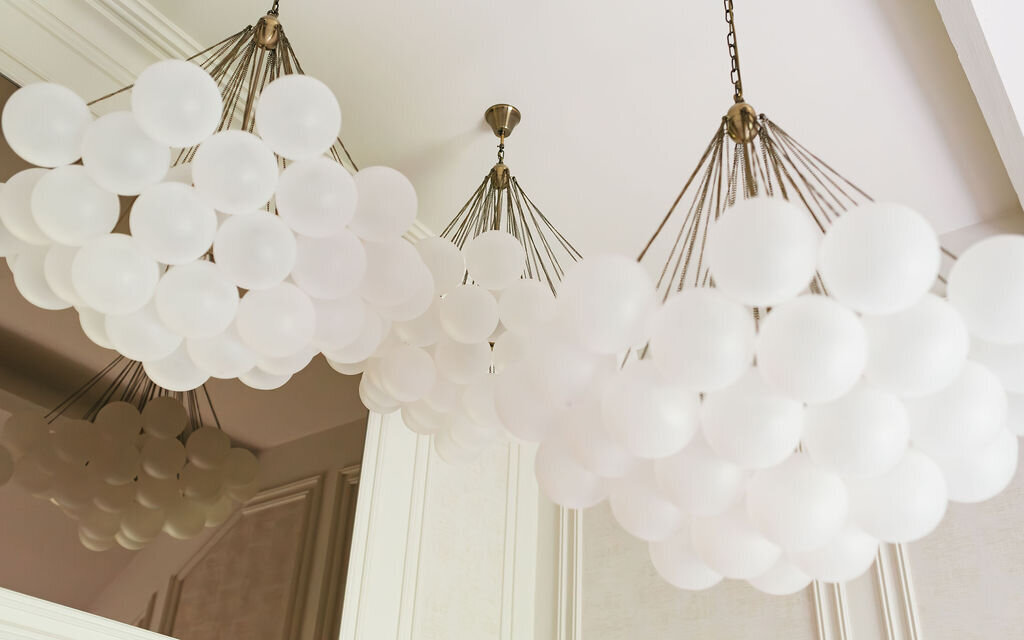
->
(186, 426, 230, 470)
(131, 60, 221, 147)
(496, 361, 556, 442)
(322, 308, 386, 364)
(32, 165, 119, 246)
(847, 449, 948, 543)
(163, 500, 207, 540)
(948, 234, 1024, 343)
(1, 168, 50, 245)
(94, 401, 142, 443)
(789, 526, 879, 583)
(491, 330, 528, 373)
(400, 400, 446, 435)
(276, 158, 356, 237)
(192, 131, 278, 214)
(0, 208, 27, 257)
(236, 283, 315, 358)
(359, 238, 424, 308)
(706, 197, 819, 307)
(143, 343, 208, 392)
(862, 294, 969, 397)
(415, 236, 465, 296)
(181, 463, 223, 502)
(463, 230, 525, 290)
(377, 345, 437, 402)
(525, 329, 603, 408)
(439, 285, 499, 344)
(557, 254, 656, 354)
(81, 111, 169, 195)
(434, 339, 490, 384)
(932, 427, 1018, 503)
(12, 247, 70, 309)
(747, 559, 812, 596)
(239, 367, 292, 391)
(106, 302, 182, 361)
(701, 368, 804, 469)
(348, 166, 418, 241)
(818, 202, 939, 314)
(394, 299, 442, 348)
(423, 377, 459, 413)
(255, 74, 340, 160)
(214, 211, 296, 290)
(0, 411, 47, 456)
(608, 468, 686, 542)
(130, 182, 217, 264)
(650, 288, 755, 391)
(78, 307, 114, 349)
(187, 325, 257, 379)
(121, 502, 166, 541)
(803, 387, 909, 478)
(690, 507, 782, 580)
(142, 396, 188, 439)
(970, 338, 1024, 394)
(655, 437, 745, 516)
(534, 437, 607, 509)
(258, 344, 317, 376)
(433, 428, 484, 465)
(377, 259, 436, 324)
(72, 234, 159, 315)
(223, 447, 259, 487)
(746, 453, 849, 552)
(499, 278, 556, 334)
(648, 527, 724, 591)
(43, 244, 83, 306)
(93, 481, 136, 514)
(564, 400, 637, 479)
(2, 83, 92, 167)
(140, 436, 186, 479)
(155, 261, 239, 339)
(291, 230, 366, 300)
(311, 296, 366, 351)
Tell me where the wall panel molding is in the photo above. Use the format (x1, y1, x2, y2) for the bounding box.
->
(556, 507, 582, 640)
(0, 588, 169, 640)
(312, 465, 362, 640)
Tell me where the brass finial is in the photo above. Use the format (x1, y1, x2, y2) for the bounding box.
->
(726, 102, 759, 143)
(255, 14, 282, 49)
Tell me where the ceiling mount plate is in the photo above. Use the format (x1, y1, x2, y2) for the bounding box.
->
(485, 104, 521, 138)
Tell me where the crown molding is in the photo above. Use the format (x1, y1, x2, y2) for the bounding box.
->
(0, 588, 170, 640)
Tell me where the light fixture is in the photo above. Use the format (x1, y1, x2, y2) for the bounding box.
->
(492, 0, 1023, 595)
(0, 1, 432, 392)
(328, 104, 582, 464)
(0, 357, 259, 551)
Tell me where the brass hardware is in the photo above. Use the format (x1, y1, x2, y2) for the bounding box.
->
(726, 102, 759, 143)
(724, 0, 745, 103)
(255, 14, 281, 49)
(489, 163, 510, 189)
(484, 104, 522, 139)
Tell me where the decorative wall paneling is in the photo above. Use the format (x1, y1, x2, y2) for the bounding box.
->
(0, 587, 170, 640)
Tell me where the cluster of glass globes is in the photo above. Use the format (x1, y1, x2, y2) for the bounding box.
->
(0, 396, 259, 551)
(329, 229, 554, 464)
(0, 60, 424, 391)
(495, 196, 1023, 595)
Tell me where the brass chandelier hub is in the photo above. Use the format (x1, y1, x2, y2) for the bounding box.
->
(256, 13, 282, 49)
(726, 101, 759, 143)
(484, 104, 521, 138)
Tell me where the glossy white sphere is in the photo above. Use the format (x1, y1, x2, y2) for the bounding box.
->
(648, 527, 724, 591)
(499, 278, 555, 334)
(43, 244, 83, 306)
(655, 437, 745, 516)
(1, 168, 49, 245)
(848, 449, 947, 543)
(164, 500, 207, 540)
(155, 261, 239, 339)
(748, 559, 813, 595)
(790, 526, 880, 583)
(690, 507, 782, 580)
(609, 467, 686, 541)
(535, 437, 607, 509)
(439, 285, 499, 344)
(105, 302, 182, 361)
(933, 427, 1018, 503)
(255, 74, 340, 160)
(803, 387, 909, 478)
(2, 83, 91, 167)
(142, 396, 187, 439)
(276, 158, 356, 236)
(602, 360, 699, 459)
(72, 234, 159, 315)
(32, 165, 119, 246)
(291, 230, 366, 299)
(187, 325, 257, 379)
(12, 247, 70, 309)
(257, 343, 317, 376)
(236, 283, 315, 358)
(463, 230, 525, 290)
(192, 131, 278, 214)
(130, 182, 217, 264)
(131, 60, 221, 147)
(81, 111, 168, 195)
(527, 330, 603, 408)
(348, 166, 417, 241)
(144, 343, 208, 392)
(415, 236, 464, 295)
(180, 463, 223, 502)
(214, 211, 296, 290)
(93, 481, 136, 514)
(0, 209, 27, 257)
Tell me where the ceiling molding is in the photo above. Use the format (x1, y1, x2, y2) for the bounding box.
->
(0, 587, 167, 640)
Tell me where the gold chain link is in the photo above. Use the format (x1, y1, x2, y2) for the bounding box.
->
(724, 0, 743, 103)
(269, 0, 280, 15)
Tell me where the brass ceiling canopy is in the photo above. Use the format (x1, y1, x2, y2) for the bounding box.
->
(484, 104, 522, 139)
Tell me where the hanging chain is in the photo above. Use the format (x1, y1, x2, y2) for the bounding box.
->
(269, 0, 280, 15)
(724, 0, 744, 103)
(497, 135, 505, 163)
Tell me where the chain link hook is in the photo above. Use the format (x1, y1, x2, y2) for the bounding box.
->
(269, 0, 280, 15)
(724, 0, 744, 103)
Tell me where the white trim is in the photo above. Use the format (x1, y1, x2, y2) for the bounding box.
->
(0, 588, 170, 640)
(873, 543, 922, 640)
(81, 0, 200, 60)
(555, 507, 582, 640)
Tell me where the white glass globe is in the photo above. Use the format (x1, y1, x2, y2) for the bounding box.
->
(32, 165, 119, 246)
(181, 464, 223, 502)
(375, 345, 436, 402)
(1008, 393, 1024, 437)
(155, 261, 239, 339)
(78, 307, 113, 349)
(499, 278, 556, 334)
(94, 401, 143, 443)
(205, 496, 237, 527)
(400, 401, 446, 435)
(236, 283, 315, 358)
(563, 399, 638, 479)
(143, 344, 209, 392)
(747, 559, 812, 596)
(433, 428, 485, 465)
(192, 131, 278, 214)
(756, 295, 867, 403)
(460, 377, 501, 428)
(415, 236, 465, 296)
(0, 206, 27, 258)
(105, 302, 182, 361)
(970, 338, 1024, 394)
(394, 299, 442, 348)
(862, 294, 969, 397)
(276, 158, 357, 237)
(43, 245, 84, 306)
(291, 230, 366, 299)
(185, 426, 230, 470)
(609, 467, 686, 541)
(1, 82, 92, 167)
(255, 74, 341, 160)
(439, 285, 499, 344)
(257, 344, 318, 376)
(130, 182, 217, 264)
(706, 197, 820, 307)
(947, 234, 1024, 343)
(93, 481, 136, 514)
(932, 427, 1018, 503)
(495, 361, 557, 442)
(463, 230, 525, 290)
(311, 296, 366, 351)
(121, 502, 166, 541)
(134, 474, 182, 511)
(847, 449, 947, 543)
(803, 387, 910, 478)
(557, 254, 656, 354)
(0, 411, 47, 456)
(131, 60, 222, 147)
(12, 247, 70, 310)
(818, 202, 939, 314)
(1, 168, 50, 245)
(142, 396, 187, 439)
(81, 111, 169, 195)
(187, 325, 257, 379)
(376, 262, 435, 322)
(423, 377, 459, 413)
(214, 211, 297, 290)
(534, 437, 607, 509)
(655, 437, 745, 516)
(239, 367, 292, 391)
(359, 237, 424, 308)
(348, 166, 418, 241)
(223, 448, 259, 487)
(72, 233, 159, 315)
(433, 338, 490, 384)
(648, 527, 724, 591)
(701, 368, 804, 469)
(140, 436, 186, 479)
(491, 330, 528, 373)
(322, 308, 386, 364)
(789, 526, 879, 583)
(690, 507, 782, 580)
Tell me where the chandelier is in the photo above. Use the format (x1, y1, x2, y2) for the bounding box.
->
(490, 1, 1023, 595)
(330, 104, 582, 463)
(0, 357, 258, 551)
(0, 1, 431, 392)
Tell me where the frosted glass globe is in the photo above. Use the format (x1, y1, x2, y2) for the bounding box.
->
(932, 427, 1018, 503)
(223, 448, 259, 487)
(415, 236, 465, 295)
(115, 531, 147, 550)
(105, 302, 182, 361)
(747, 559, 812, 596)
(32, 165, 119, 246)
(609, 467, 686, 541)
(236, 283, 315, 358)
(495, 361, 556, 442)
(12, 247, 70, 310)
(359, 238, 424, 308)
(648, 527, 724, 591)
(142, 396, 187, 439)
(499, 278, 555, 334)
(164, 500, 207, 540)
(434, 338, 490, 384)
(650, 288, 755, 392)
(706, 197, 819, 307)
(394, 299, 442, 348)
(0, 168, 50, 245)
(255, 74, 340, 160)
(701, 368, 804, 469)
(143, 344, 209, 392)
(276, 158, 356, 237)
(789, 526, 879, 583)
(970, 338, 1024, 394)
(562, 400, 637, 479)
(847, 449, 947, 543)
(204, 496, 236, 528)
(348, 166, 418, 241)
(376, 262, 434, 322)
(43, 244, 84, 306)
(141, 436, 186, 479)
(93, 481, 136, 514)
(214, 211, 296, 290)
(804, 387, 909, 478)
(81, 111, 169, 195)
(558, 254, 656, 354)
(905, 361, 1007, 457)
(460, 377, 501, 427)
(1, 82, 91, 167)
(423, 377, 459, 413)
(78, 307, 113, 349)
(187, 325, 257, 379)
(130, 182, 217, 264)
(439, 285, 499, 344)
(947, 234, 1024, 343)
(72, 234, 159, 315)
(491, 330, 528, 373)
(862, 294, 969, 397)
(358, 373, 399, 415)
(122, 502, 167, 541)
(0, 208, 27, 258)
(257, 345, 318, 376)
(192, 131, 278, 214)
(155, 261, 239, 339)
(311, 296, 366, 351)
(463, 230, 525, 290)
(1008, 393, 1024, 437)
(756, 295, 867, 403)
(377, 345, 436, 402)
(135, 473, 183, 511)
(0, 411, 47, 456)
(534, 437, 607, 509)
(239, 367, 291, 391)
(180, 464, 223, 502)
(818, 203, 939, 314)
(655, 437, 745, 516)
(690, 507, 782, 580)
(131, 60, 221, 147)
(400, 401, 446, 435)
(291, 230, 366, 299)
(94, 401, 143, 444)
(186, 427, 230, 470)
(433, 428, 484, 465)
(322, 308, 386, 364)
